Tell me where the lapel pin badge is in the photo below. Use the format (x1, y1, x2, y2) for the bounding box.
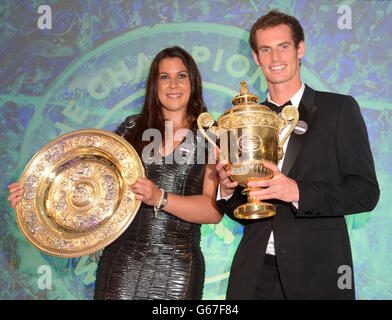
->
(294, 120, 308, 135)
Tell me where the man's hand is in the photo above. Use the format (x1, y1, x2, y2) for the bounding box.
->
(216, 160, 238, 198)
(247, 161, 299, 203)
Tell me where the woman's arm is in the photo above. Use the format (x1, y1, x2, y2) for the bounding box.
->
(130, 164, 223, 224)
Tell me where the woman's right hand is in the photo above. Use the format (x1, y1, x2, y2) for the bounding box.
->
(7, 182, 23, 208)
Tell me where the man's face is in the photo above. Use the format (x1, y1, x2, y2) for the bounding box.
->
(252, 24, 305, 87)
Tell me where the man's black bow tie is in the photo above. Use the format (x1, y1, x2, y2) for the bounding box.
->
(262, 100, 292, 113)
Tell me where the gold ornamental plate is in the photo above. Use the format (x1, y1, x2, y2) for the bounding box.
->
(15, 129, 145, 258)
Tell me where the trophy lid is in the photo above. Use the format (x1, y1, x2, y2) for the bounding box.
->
(217, 81, 280, 130)
(227, 81, 271, 114)
(231, 81, 260, 106)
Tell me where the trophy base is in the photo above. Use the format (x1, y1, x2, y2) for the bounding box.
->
(234, 202, 276, 219)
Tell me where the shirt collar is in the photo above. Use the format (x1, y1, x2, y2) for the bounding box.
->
(266, 82, 305, 109)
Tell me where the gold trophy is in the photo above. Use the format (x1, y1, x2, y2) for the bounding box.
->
(198, 81, 299, 219)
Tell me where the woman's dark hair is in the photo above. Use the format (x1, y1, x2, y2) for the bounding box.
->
(249, 9, 305, 52)
(127, 46, 207, 155)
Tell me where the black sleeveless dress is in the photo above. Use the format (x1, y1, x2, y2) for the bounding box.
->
(94, 115, 208, 300)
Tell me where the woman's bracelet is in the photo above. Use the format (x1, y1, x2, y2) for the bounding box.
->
(154, 188, 168, 216)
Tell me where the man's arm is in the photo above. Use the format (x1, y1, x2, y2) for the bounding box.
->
(215, 162, 248, 221)
(296, 96, 379, 217)
(249, 96, 379, 217)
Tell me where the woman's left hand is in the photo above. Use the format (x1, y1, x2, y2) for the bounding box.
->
(129, 178, 162, 207)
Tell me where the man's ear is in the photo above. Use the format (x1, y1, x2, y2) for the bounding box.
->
(297, 40, 305, 60)
(252, 50, 261, 67)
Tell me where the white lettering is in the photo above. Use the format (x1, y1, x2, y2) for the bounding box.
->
(152, 304, 187, 317)
(37, 265, 52, 289)
(337, 265, 352, 290)
(37, 5, 52, 30)
(337, 5, 352, 30)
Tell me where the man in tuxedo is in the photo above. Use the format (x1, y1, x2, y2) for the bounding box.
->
(216, 10, 379, 299)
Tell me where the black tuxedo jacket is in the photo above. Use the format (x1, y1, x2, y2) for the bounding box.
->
(217, 84, 379, 300)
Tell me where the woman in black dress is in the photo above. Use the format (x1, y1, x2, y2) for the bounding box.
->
(8, 46, 222, 300)
(93, 46, 222, 300)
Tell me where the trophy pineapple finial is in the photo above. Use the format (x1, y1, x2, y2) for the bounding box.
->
(240, 81, 249, 95)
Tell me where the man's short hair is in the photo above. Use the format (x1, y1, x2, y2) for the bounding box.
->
(249, 9, 305, 52)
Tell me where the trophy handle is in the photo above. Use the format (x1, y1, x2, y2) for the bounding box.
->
(278, 105, 299, 150)
(197, 112, 220, 150)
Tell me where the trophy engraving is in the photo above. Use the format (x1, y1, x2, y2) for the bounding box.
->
(198, 81, 299, 219)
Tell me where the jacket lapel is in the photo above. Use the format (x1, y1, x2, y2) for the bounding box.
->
(280, 84, 318, 176)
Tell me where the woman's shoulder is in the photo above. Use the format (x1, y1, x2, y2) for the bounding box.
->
(115, 114, 140, 137)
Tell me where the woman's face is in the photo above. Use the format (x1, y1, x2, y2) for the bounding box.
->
(157, 57, 191, 115)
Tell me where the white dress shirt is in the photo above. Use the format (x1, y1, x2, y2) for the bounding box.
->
(217, 82, 305, 256)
